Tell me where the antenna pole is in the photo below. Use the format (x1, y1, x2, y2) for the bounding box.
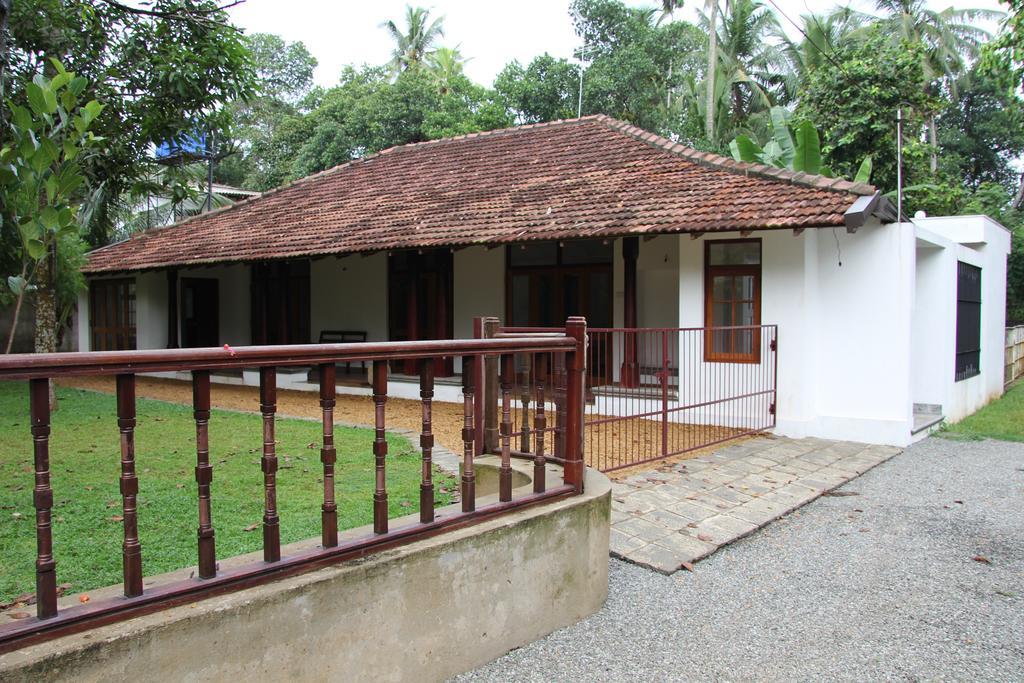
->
(896, 106, 903, 222)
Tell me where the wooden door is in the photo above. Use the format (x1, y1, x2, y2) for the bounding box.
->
(180, 278, 219, 348)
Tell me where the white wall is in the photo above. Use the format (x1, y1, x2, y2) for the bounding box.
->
(911, 216, 1010, 424)
(454, 247, 505, 338)
(311, 254, 388, 342)
(679, 222, 917, 445)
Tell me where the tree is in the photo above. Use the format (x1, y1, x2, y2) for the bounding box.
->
(215, 33, 317, 190)
(1, 60, 102, 390)
(797, 28, 933, 193)
(495, 54, 580, 124)
(427, 46, 467, 96)
(982, 0, 1023, 91)
(873, 0, 1003, 173)
(381, 5, 445, 74)
(937, 66, 1024, 190)
(2, 0, 255, 247)
(570, 0, 705, 133)
(777, 8, 866, 95)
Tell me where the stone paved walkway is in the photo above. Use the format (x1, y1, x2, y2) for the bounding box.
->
(610, 436, 902, 573)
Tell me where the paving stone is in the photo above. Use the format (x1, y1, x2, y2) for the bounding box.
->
(624, 542, 687, 574)
(666, 500, 718, 522)
(651, 531, 717, 563)
(689, 514, 759, 545)
(727, 497, 790, 526)
(645, 508, 692, 531)
(614, 494, 658, 515)
(608, 528, 647, 557)
(691, 491, 737, 512)
(610, 508, 631, 524)
(709, 485, 755, 505)
(613, 516, 675, 543)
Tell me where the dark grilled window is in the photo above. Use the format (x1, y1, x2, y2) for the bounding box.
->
(955, 262, 981, 381)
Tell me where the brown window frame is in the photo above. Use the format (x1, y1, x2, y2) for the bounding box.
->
(503, 242, 613, 329)
(704, 238, 762, 364)
(89, 278, 137, 351)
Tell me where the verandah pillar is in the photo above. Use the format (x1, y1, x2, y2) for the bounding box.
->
(166, 269, 178, 349)
(620, 236, 640, 388)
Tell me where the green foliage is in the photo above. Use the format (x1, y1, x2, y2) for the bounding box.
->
(2, 0, 255, 246)
(1, 60, 100, 327)
(381, 5, 445, 74)
(797, 29, 934, 192)
(728, 106, 870, 181)
(943, 379, 1024, 441)
(981, 0, 1024, 90)
(495, 54, 580, 124)
(571, 0, 706, 134)
(937, 65, 1024, 189)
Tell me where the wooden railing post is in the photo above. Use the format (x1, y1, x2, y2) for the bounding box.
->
(116, 374, 143, 597)
(499, 354, 514, 501)
(533, 355, 547, 494)
(482, 317, 500, 454)
(29, 378, 57, 619)
(553, 352, 567, 460)
(472, 317, 485, 456)
(518, 358, 531, 453)
(319, 363, 338, 548)
(564, 317, 587, 493)
(192, 370, 216, 579)
(259, 368, 281, 563)
(419, 359, 435, 524)
(372, 360, 389, 534)
(461, 355, 476, 512)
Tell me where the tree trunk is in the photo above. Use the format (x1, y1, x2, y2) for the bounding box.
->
(705, 0, 718, 144)
(928, 113, 937, 175)
(34, 247, 58, 410)
(5, 264, 28, 354)
(0, 0, 10, 118)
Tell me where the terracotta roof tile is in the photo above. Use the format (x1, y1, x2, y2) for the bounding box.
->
(84, 116, 876, 274)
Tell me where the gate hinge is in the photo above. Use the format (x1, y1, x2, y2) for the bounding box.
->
(770, 339, 777, 352)
(769, 402, 776, 415)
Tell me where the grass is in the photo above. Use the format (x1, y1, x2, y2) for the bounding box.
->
(0, 382, 456, 605)
(941, 381, 1024, 442)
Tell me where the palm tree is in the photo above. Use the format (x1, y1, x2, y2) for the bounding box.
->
(777, 7, 865, 96)
(700, 0, 789, 126)
(705, 0, 719, 143)
(381, 5, 445, 74)
(426, 46, 467, 96)
(873, 0, 1003, 172)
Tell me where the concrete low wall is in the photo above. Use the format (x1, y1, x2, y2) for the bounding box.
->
(0, 463, 610, 682)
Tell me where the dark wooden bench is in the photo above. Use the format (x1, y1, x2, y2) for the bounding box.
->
(318, 330, 368, 373)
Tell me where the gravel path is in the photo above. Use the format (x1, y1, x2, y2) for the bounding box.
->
(455, 436, 1024, 682)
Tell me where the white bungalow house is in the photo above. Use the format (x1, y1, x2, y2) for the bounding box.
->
(75, 116, 1010, 448)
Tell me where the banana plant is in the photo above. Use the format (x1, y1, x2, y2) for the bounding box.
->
(729, 106, 872, 183)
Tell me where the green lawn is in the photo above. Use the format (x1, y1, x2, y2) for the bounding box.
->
(942, 382, 1024, 442)
(0, 382, 455, 605)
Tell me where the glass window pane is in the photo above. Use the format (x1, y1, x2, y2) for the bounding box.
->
(509, 242, 558, 267)
(737, 275, 755, 300)
(562, 240, 613, 265)
(712, 302, 733, 327)
(737, 302, 755, 326)
(708, 241, 760, 266)
(712, 275, 733, 301)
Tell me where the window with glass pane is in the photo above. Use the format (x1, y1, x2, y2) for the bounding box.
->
(704, 240, 761, 362)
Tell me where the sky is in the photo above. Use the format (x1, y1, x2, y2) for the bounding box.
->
(226, 0, 1007, 89)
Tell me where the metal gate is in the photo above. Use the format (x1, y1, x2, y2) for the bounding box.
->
(482, 320, 778, 473)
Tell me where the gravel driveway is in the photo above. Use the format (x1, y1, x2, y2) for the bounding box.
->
(455, 436, 1024, 682)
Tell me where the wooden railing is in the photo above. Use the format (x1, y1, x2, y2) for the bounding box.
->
(1006, 325, 1024, 386)
(0, 318, 587, 652)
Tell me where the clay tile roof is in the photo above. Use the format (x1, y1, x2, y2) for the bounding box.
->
(84, 115, 880, 274)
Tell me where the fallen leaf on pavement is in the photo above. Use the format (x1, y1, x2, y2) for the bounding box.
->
(8, 612, 30, 620)
(79, 594, 90, 604)
(697, 533, 713, 542)
(678, 561, 695, 572)
(973, 555, 991, 565)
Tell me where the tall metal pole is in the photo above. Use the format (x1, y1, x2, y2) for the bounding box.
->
(896, 107, 903, 222)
